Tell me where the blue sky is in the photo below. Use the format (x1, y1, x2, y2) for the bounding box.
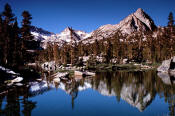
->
(0, 0, 175, 33)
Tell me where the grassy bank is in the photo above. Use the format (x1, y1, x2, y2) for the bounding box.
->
(85, 63, 158, 72)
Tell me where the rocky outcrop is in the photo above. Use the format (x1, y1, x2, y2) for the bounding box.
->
(41, 61, 58, 71)
(157, 56, 175, 73)
(157, 56, 175, 85)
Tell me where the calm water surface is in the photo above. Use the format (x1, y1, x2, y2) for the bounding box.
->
(0, 70, 175, 116)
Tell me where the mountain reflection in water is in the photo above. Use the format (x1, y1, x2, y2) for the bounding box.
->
(0, 70, 175, 116)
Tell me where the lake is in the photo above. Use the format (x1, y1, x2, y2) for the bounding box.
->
(0, 70, 175, 116)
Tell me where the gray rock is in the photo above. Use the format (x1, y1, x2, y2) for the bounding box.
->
(172, 56, 175, 63)
(157, 59, 171, 72)
(157, 56, 175, 85)
(157, 56, 175, 72)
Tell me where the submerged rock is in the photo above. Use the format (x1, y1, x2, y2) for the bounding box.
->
(15, 83, 23, 86)
(85, 71, 96, 76)
(74, 71, 84, 76)
(53, 72, 69, 78)
(6, 77, 24, 86)
(53, 72, 69, 82)
(74, 71, 95, 76)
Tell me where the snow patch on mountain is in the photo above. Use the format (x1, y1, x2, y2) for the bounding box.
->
(31, 26, 91, 48)
(31, 26, 54, 41)
(55, 27, 91, 42)
(31, 8, 156, 47)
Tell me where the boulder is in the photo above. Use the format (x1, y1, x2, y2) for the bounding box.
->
(157, 56, 175, 85)
(11, 77, 23, 83)
(157, 56, 175, 72)
(53, 77, 60, 83)
(122, 59, 128, 64)
(41, 61, 58, 71)
(157, 59, 171, 72)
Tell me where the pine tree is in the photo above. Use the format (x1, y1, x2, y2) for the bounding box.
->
(94, 39, 100, 56)
(113, 33, 120, 59)
(1, 3, 15, 66)
(0, 15, 3, 64)
(2, 3, 14, 24)
(21, 11, 33, 42)
(12, 19, 22, 66)
(0, 15, 3, 32)
(21, 11, 33, 63)
(168, 12, 174, 27)
(105, 39, 113, 63)
(70, 28, 74, 65)
(77, 41, 84, 56)
(168, 12, 174, 33)
(53, 44, 59, 63)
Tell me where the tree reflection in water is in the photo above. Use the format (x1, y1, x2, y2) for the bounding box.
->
(0, 70, 175, 115)
(0, 86, 36, 116)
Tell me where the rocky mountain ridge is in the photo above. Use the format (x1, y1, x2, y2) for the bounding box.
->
(88, 8, 156, 42)
(31, 8, 157, 48)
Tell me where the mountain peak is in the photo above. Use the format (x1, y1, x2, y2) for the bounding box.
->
(31, 26, 54, 35)
(62, 27, 72, 32)
(115, 8, 157, 33)
(133, 8, 156, 31)
(135, 8, 144, 14)
(88, 8, 157, 42)
(30, 26, 54, 41)
(55, 27, 91, 43)
(134, 8, 146, 19)
(31, 8, 157, 47)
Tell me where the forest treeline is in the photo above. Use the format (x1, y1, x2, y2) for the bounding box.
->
(0, 3, 175, 68)
(40, 14, 175, 65)
(0, 4, 38, 68)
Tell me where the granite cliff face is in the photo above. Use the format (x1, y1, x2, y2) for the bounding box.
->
(89, 8, 156, 42)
